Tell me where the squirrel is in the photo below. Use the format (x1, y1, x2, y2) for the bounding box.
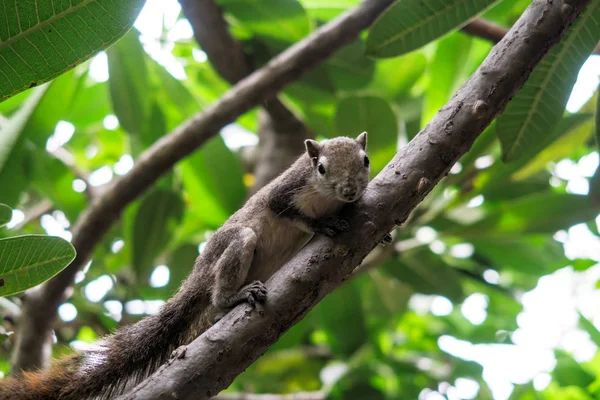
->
(1, 132, 383, 400)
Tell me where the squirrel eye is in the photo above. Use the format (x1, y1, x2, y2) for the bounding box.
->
(364, 155, 370, 167)
(317, 163, 326, 175)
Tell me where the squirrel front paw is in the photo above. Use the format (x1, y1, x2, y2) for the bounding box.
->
(240, 280, 267, 307)
(316, 216, 349, 237)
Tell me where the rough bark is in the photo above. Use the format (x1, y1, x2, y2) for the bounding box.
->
(114, 0, 592, 398)
(12, 0, 395, 372)
(179, 0, 312, 194)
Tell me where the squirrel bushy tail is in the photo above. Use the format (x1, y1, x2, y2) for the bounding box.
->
(0, 273, 211, 400)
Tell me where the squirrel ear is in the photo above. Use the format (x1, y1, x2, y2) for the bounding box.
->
(356, 131, 367, 150)
(305, 139, 321, 159)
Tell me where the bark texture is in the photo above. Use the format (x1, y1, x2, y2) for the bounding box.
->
(114, 0, 593, 398)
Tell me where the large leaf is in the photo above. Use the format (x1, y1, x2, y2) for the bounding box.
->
(315, 279, 368, 357)
(180, 135, 246, 227)
(0, 235, 76, 297)
(335, 95, 397, 174)
(383, 247, 464, 302)
(471, 235, 570, 275)
(217, 0, 310, 43)
(0, 204, 11, 228)
(107, 30, 150, 139)
(512, 115, 593, 180)
(131, 189, 184, 281)
(368, 51, 427, 100)
(464, 192, 600, 235)
(327, 39, 375, 91)
(475, 113, 592, 193)
(496, 0, 600, 162)
(300, 0, 360, 21)
(365, 0, 498, 58)
(0, 85, 48, 207)
(0, 0, 145, 102)
(553, 350, 595, 388)
(591, 86, 600, 206)
(421, 33, 472, 126)
(0, 85, 48, 173)
(578, 312, 600, 348)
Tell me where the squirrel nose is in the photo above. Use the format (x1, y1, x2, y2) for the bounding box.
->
(342, 187, 357, 198)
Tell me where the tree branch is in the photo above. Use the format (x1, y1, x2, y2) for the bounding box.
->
(114, 1, 591, 398)
(463, 17, 600, 54)
(179, 0, 313, 194)
(12, 0, 396, 372)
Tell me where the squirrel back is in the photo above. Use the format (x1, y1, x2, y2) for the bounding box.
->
(0, 133, 370, 400)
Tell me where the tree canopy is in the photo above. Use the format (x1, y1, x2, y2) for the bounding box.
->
(0, 0, 600, 399)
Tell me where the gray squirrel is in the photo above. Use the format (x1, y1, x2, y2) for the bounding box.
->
(1, 132, 386, 399)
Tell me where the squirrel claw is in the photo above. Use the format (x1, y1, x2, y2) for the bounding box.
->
(245, 281, 267, 306)
(171, 346, 186, 360)
(318, 216, 349, 236)
(379, 233, 393, 246)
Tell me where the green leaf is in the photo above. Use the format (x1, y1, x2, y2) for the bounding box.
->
(166, 243, 198, 294)
(365, 0, 498, 58)
(217, 0, 310, 43)
(383, 247, 464, 302)
(471, 235, 569, 275)
(553, 349, 595, 388)
(31, 149, 86, 222)
(335, 95, 397, 174)
(315, 279, 367, 357)
(465, 192, 600, 235)
(496, 0, 600, 162)
(368, 51, 427, 100)
(0, 85, 48, 173)
(511, 113, 592, 181)
(131, 189, 184, 281)
(107, 30, 150, 137)
(149, 60, 199, 131)
(591, 86, 600, 206)
(0, 0, 145, 102)
(421, 33, 472, 126)
(0, 204, 11, 228)
(0, 331, 13, 344)
(67, 79, 111, 128)
(327, 39, 375, 91)
(0, 235, 76, 297)
(300, 0, 360, 21)
(180, 135, 246, 227)
(578, 312, 600, 348)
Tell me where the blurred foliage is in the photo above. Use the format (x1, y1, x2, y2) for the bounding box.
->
(0, 0, 600, 399)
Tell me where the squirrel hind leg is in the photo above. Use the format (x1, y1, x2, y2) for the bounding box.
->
(211, 227, 265, 315)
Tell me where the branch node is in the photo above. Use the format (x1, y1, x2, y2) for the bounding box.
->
(472, 100, 489, 119)
(417, 177, 431, 195)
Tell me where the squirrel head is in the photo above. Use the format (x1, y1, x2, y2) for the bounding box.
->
(304, 132, 370, 203)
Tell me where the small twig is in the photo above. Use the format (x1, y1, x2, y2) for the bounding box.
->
(12, 199, 53, 231)
(463, 17, 600, 55)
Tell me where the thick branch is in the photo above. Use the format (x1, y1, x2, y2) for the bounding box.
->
(12, 0, 395, 372)
(115, 1, 591, 398)
(463, 17, 600, 54)
(179, 0, 312, 194)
